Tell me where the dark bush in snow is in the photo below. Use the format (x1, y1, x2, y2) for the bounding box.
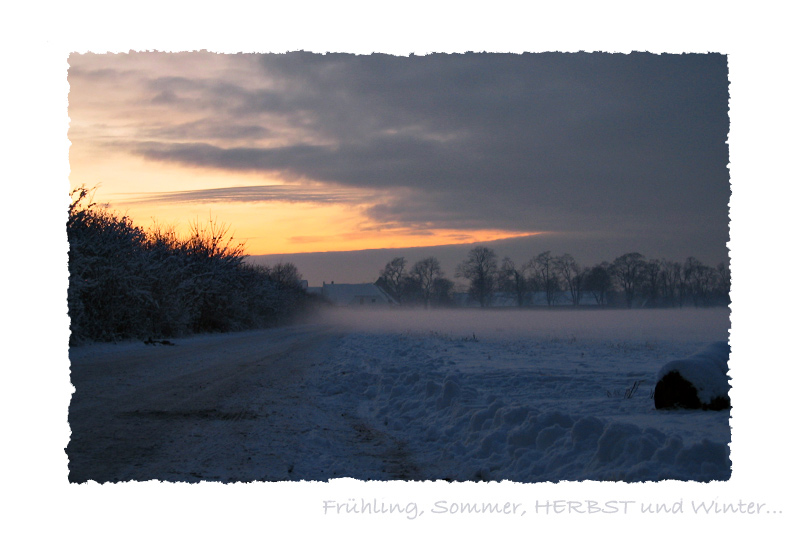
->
(653, 341, 730, 410)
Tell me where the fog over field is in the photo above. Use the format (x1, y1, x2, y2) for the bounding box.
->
(317, 307, 730, 344)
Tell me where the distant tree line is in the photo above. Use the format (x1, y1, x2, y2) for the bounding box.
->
(67, 187, 317, 345)
(376, 247, 730, 309)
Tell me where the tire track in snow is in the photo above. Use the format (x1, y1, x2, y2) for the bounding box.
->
(67, 324, 422, 483)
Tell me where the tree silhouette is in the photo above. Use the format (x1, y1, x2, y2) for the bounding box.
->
(528, 251, 560, 307)
(555, 253, 586, 306)
(378, 256, 407, 303)
(585, 262, 613, 306)
(456, 246, 498, 308)
(498, 256, 528, 307)
(611, 252, 646, 308)
(411, 257, 444, 309)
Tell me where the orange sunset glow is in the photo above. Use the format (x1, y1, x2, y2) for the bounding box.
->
(100, 191, 538, 254)
(68, 52, 538, 256)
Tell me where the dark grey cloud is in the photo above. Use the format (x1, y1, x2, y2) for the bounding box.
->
(145, 75, 253, 111)
(104, 52, 729, 263)
(140, 119, 275, 142)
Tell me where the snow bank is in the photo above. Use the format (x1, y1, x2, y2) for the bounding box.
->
(314, 311, 731, 482)
(655, 341, 730, 410)
(365, 361, 729, 482)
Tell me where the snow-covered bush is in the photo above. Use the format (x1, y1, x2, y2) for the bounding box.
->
(654, 341, 730, 410)
(67, 188, 155, 342)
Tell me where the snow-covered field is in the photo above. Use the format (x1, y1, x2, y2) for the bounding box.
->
(313, 307, 731, 482)
(67, 307, 731, 484)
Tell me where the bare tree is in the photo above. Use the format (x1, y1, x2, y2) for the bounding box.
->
(695, 264, 719, 306)
(498, 257, 528, 307)
(641, 259, 663, 307)
(411, 257, 444, 309)
(659, 259, 682, 307)
(555, 254, 586, 306)
(585, 262, 613, 306)
(378, 256, 407, 302)
(456, 246, 498, 308)
(611, 252, 646, 308)
(528, 251, 560, 307)
(683, 257, 718, 307)
(683, 257, 702, 307)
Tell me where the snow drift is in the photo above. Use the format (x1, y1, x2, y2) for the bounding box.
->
(312, 308, 732, 482)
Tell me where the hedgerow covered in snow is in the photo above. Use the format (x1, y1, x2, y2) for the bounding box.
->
(67, 187, 317, 344)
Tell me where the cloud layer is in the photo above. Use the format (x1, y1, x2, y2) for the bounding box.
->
(69, 51, 730, 261)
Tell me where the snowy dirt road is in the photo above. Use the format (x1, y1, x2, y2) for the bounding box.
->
(68, 324, 420, 483)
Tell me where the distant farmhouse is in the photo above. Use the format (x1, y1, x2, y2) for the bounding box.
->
(307, 282, 397, 307)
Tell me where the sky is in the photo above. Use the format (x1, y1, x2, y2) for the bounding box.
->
(68, 51, 730, 284)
